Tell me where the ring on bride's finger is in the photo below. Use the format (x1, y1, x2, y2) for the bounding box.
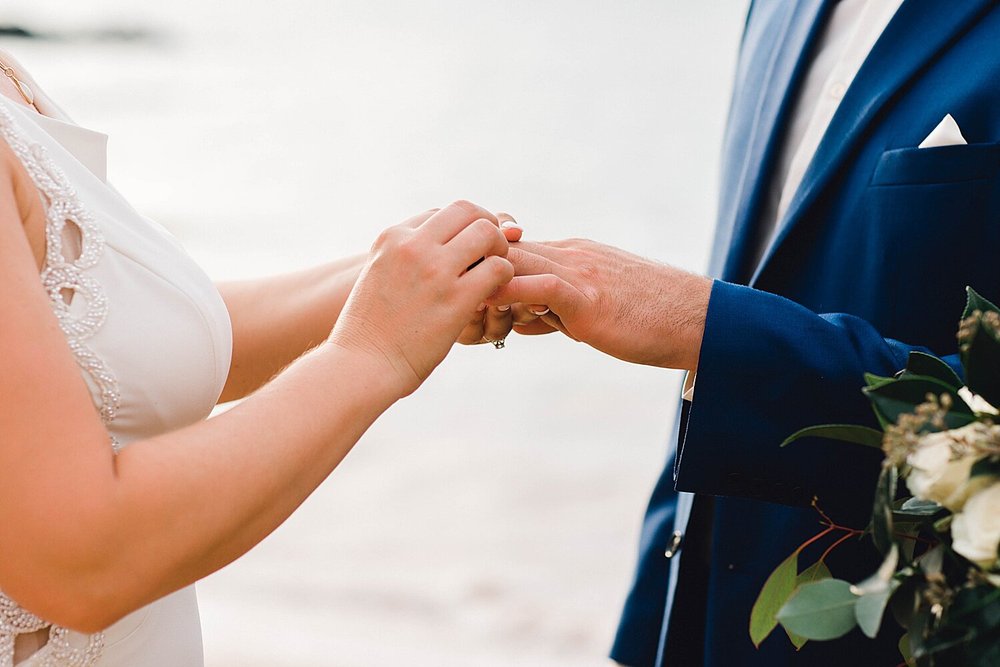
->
(492, 339, 506, 350)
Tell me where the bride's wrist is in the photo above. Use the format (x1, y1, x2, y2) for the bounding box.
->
(318, 335, 413, 405)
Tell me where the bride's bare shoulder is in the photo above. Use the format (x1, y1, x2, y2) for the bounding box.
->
(0, 134, 46, 269)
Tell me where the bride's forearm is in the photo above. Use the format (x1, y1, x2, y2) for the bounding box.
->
(16, 342, 400, 633)
(1, 200, 510, 633)
(217, 254, 365, 402)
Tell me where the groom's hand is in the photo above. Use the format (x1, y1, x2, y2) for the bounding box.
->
(489, 239, 712, 370)
(456, 214, 522, 346)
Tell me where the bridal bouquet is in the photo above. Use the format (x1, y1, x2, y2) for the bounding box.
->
(750, 288, 1000, 666)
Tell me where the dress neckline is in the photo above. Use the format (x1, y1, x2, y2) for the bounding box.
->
(0, 48, 110, 182)
(28, 112, 109, 182)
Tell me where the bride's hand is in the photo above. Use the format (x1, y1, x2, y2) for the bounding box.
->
(328, 200, 515, 396)
(456, 213, 522, 346)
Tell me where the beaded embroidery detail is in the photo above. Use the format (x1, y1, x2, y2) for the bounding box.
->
(0, 104, 117, 665)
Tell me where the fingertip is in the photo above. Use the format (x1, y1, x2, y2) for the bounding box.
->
(502, 225, 523, 243)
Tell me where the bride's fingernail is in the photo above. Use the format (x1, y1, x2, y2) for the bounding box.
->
(477, 302, 487, 312)
(529, 307, 550, 316)
(500, 220, 521, 230)
(497, 304, 511, 312)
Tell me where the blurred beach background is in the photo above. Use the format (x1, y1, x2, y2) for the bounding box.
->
(2, 1, 745, 665)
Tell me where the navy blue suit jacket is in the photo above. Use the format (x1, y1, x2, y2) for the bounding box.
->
(610, 1, 1000, 665)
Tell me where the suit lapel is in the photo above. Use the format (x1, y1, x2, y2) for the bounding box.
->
(750, 0, 996, 286)
(714, 0, 831, 283)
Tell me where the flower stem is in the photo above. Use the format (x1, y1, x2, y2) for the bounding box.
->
(820, 530, 862, 562)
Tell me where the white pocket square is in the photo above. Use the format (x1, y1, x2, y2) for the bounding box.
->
(918, 113, 968, 148)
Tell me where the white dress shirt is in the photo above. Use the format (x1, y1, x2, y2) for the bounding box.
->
(756, 0, 906, 264)
(682, 0, 905, 401)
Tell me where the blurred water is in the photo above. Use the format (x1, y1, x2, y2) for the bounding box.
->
(2, 1, 746, 665)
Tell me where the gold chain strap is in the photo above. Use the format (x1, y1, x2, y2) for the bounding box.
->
(0, 57, 37, 109)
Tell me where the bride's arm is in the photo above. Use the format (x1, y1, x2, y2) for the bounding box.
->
(217, 251, 367, 402)
(0, 154, 513, 633)
(217, 213, 522, 402)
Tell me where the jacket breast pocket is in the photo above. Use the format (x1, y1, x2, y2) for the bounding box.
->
(871, 141, 1000, 186)
(860, 142, 1000, 351)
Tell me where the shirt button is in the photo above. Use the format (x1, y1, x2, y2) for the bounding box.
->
(664, 531, 683, 559)
(829, 82, 847, 99)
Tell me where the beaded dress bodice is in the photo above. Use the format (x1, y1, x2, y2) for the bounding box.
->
(0, 59, 232, 667)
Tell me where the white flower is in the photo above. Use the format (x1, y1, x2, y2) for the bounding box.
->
(906, 425, 987, 511)
(958, 386, 998, 415)
(951, 482, 1000, 567)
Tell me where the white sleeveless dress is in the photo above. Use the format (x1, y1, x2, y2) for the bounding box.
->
(0, 62, 232, 667)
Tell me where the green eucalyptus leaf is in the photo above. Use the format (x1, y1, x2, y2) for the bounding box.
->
(750, 552, 798, 648)
(896, 498, 943, 516)
(892, 521, 922, 563)
(786, 561, 832, 650)
(968, 635, 1000, 667)
(941, 584, 1000, 627)
(777, 579, 859, 641)
(903, 352, 963, 390)
(863, 374, 899, 429)
(907, 609, 930, 662)
(918, 544, 944, 577)
(961, 289, 1000, 407)
(918, 631, 972, 658)
(851, 547, 901, 640)
(851, 547, 902, 638)
(796, 560, 833, 587)
(963, 286, 1000, 320)
(851, 545, 900, 596)
(899, 633, 916, 667)
(863, 376, 974, 431)
(856, 580, 900, 639)
(889, 571, 921, 630)
(872, 466, 898, 556)
(865, 372, 897, 388)
(963, 326, 1000, 407)
(933, 514, 953, 534)
(781, 424, 884, 450)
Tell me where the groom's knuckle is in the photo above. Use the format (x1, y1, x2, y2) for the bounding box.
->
(539, 274, 563, 295)
(372, 226, 396, 249)
(375, 224, 412, 250)
(488, 255, 512, 276)
(579, 282, 602, 305)
(472, 218, 499, 242)
(449, 199, 481, 217)
(578, 261, 601, 283)
(485, 257, 514, 283)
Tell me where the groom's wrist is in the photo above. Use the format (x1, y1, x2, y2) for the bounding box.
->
(646, 269, 711, 371)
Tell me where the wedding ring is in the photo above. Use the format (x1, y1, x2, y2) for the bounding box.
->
(491, 339, 506, 350)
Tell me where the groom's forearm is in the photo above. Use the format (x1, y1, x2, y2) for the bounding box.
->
(217, 254, 365, 402)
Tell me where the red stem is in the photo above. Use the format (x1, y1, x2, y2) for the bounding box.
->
(794, 525, 837, 556)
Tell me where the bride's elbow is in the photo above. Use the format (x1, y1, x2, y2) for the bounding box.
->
(1, 564, 136, 634)
(0, 510, 142, 633)
(34, 591, 124, 635)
